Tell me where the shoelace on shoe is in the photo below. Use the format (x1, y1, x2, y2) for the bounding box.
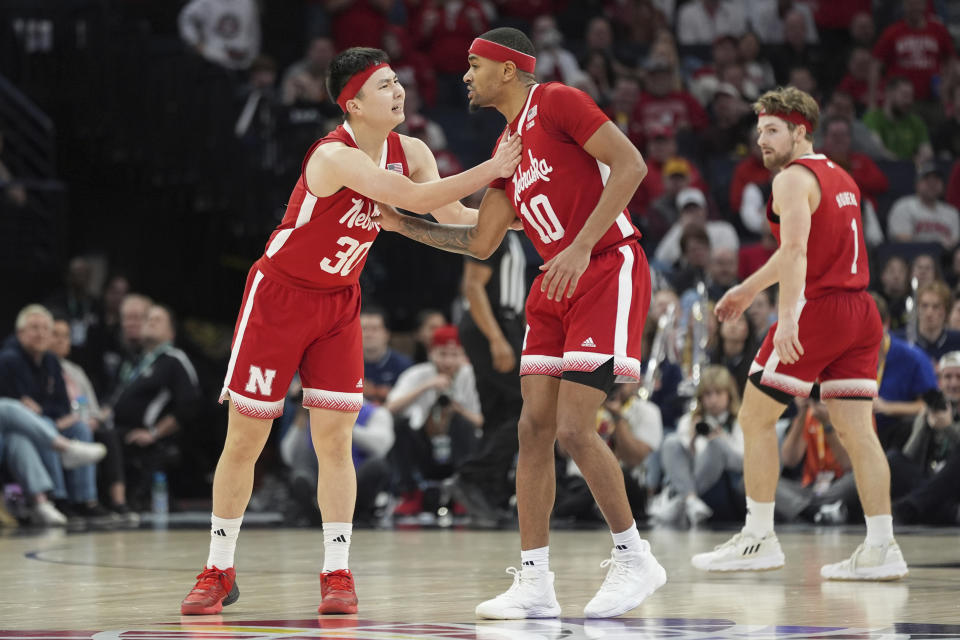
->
(844, 543, 867, 571)
(598, 554, 633, 590)
(324, 571, 354, 592)
(191, 568, 231, 595)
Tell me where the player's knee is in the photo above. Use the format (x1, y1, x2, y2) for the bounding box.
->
(555, 423, 591, 455)
(517, 414, 554, 447)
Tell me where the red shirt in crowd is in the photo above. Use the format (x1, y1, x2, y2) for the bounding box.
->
(729, 155, 770, 213)
(872, 17, 955, 101)
(947, 160, 960, 211)
(806, 0, 871, 30)
(632, 91, 709, 139)
(413, 1, 488, 74)
(330, 0, 388, 52)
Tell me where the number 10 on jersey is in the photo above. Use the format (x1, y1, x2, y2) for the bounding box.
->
(520, 194, 565, 244)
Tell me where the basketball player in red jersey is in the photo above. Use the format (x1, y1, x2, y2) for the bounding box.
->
(690, 87, 908, 580)
(179, 47, 521, 616)
(378, 28, 666, 619)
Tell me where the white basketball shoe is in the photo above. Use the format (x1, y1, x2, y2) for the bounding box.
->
(691, 531, 786, 572)
(475, 567, 562, 619)
(584, 540, 667, 618)
(820, 541, 908, 581)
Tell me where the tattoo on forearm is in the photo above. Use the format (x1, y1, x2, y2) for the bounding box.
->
(398, 216, 478, 256)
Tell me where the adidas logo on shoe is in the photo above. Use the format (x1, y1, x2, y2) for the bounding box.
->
(332, 534, 348, 543)
(742, 544, 762, 555)
(213, 528, 227, 537)
(581, 337, 597, 348)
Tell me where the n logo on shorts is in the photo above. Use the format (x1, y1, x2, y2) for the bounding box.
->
(245, 365, 277, 396)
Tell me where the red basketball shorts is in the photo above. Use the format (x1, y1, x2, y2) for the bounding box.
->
(750, 289, 882, 399)
(520, 241, 651, 380)
(220, 267, 364, 419)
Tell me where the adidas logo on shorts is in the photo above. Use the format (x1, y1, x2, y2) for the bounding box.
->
(356, 378, 363, 388)
(581, 337, 597, 348)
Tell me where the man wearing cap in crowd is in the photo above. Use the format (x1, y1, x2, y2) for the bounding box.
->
(179, 46, 521, 616)
(653, 186, 738, 268)
(888, 163, 960, 249)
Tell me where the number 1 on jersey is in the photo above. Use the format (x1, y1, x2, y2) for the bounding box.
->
(850, 219, 858, 274)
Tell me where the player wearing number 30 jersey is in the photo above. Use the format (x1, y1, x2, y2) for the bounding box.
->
(180, 46, 521, 619)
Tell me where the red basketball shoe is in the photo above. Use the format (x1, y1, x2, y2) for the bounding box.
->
(181, 566, 239, 615)
(318, 569, 358, 614)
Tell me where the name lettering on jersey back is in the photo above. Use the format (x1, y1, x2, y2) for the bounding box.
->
(339, 198, 381, 232)
(835, 191, 858, 208)
(512, 150, 554, 205)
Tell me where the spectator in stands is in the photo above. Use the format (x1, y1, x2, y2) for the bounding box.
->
(899, 281, 960, 363)
(730, 128, 772, 233)
(412, 309, 447, 364)
(870, 0, 956, 105)
(633, 57, 709, 140)
(880, 255, 911, 331)
(837, 47, 877, 113)
(815, 89, 893, 160)
(911, 253, 940, 289)
(578, 15, 635, 78)
(700, 82, 753, 156)
(104, 293, 152, 398)
(738, 32, 776, 95)
(234, 55, 279, 149)
(817, 116, 886, 246)
(749, 0, 818, 45)
(689, 35, 740, 105)
(386, 325, 481, 512)
(787, 65, 821, 104)
(676, 0, 747, 46)
(632, 128, 708, 238)
(665, 224, 711, 294)
(280, 36, 334, 107)
(108, 304, 200, 509)
(888, 163, 960, 248)
(863, 77, 933, 162)
(653, 366, 744, 526)
(605, 76, 644, 149)
(532, 15, 585, 86)
(948, 160, 960, 211)
(178, 0, 260, 70)
(654, 187, 739, 269)
(0, 305, 109, 520)
(361, 305, 412, 406)
(888, 350, 960, 525)
(768, 10, 824, 84)
(84, 274, 129, 397)
(746, 287, 776, 343)
(0, 131, 27, 207)
(493, 0, 561, 31)
(871, 293, 938, 450)
(51, 319, 132, 520)
(711, 313, 755, 395)
(44, 256, 100, 362)
(934, 83, 960, 161)
(414, 0, 487, 76)
(328, 0, 389, 52)
(381, 26, 436, 109)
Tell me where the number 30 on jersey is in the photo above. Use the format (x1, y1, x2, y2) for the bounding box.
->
(320, 236, 372, 276)
(520, 194, 565, 244)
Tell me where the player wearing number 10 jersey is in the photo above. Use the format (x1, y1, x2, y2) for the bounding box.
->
(180, 47, 521, 617)
(692, 86, 908, 581)
(379, 27, 665, 619)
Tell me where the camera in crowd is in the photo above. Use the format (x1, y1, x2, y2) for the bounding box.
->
(923, 389, 949, 413)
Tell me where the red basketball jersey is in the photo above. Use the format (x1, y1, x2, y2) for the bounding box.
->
(256, 123, 410, 289)
(490, 83, 641, 262)
(765, 154, 869, 299)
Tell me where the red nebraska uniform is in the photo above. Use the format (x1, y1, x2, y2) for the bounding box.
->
(490, 83, 650, 380)
(221, 123, 409, 418)
(750, 154, 882, 399)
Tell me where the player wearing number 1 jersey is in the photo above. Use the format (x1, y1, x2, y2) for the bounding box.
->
(179, 47, 521, 617)
(692, 86, 908, 581)
(378, 28, 666, 619)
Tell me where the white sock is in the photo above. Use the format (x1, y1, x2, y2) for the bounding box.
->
(520, 546, 549, 573)
(322, 522, 352, 572)
(207, 514, 243, 569)
(611, 520, 643, 554)
(743, 497, 775, 537)
(864, 514, 894, 546)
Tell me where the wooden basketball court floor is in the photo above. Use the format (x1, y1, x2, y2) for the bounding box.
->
(1, 524, 958, 639)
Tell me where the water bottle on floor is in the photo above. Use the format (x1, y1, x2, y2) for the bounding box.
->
(152, 471, 169, 516)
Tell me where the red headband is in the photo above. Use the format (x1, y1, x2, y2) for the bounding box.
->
(759, 109, 813, 133)
(468, 38, 537, 74)
(336, 62, 390, 112)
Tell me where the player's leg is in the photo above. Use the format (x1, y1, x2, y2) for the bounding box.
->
(476, 373, 562, 620)
(182, 269, 302, 615)
(181, 404, 272, 614)
(819, 398, 906, 580)
(299, 284, 366, 614)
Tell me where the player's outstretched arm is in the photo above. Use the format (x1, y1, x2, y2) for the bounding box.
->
(401, 135, 479, 225)
(772, 166, 814, 364)
(377, 187, 516, 259)
(539, 121, 646, 301)
(307, 133, 521, 215)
